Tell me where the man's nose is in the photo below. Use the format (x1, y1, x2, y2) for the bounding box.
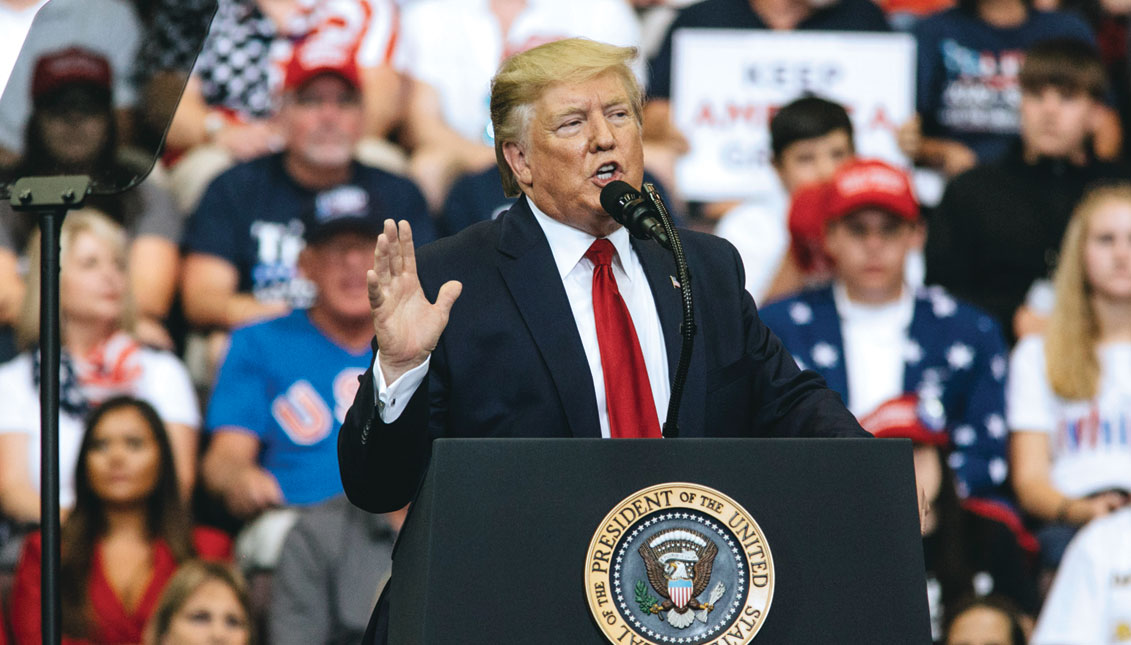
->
(590, 116, 616, 151)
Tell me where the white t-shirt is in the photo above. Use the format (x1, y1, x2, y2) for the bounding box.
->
(712, 190, 788, 303)
(1032, 507, 1131, 645)
(395, 0, 643, 144)
(834, 283, 915, 418)
(1006, 337, 1131, 498)
(0, 348, 199, 509)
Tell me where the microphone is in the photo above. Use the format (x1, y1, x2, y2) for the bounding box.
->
(600, 180, 670, 249)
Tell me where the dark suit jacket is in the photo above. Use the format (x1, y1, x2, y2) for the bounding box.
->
(338, 197, 866, 513)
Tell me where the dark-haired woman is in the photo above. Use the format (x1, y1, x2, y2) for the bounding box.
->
(9, 396, 230, 645)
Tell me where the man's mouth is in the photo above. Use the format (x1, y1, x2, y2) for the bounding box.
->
(593, 162, 621, 185)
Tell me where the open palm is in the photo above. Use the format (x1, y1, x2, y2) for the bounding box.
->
(368, 219, 462, 384)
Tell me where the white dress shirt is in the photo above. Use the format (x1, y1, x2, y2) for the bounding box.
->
(374, 200, 671, 438)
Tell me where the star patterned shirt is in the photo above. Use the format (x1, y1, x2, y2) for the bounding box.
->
(761, 284, 1011, 501)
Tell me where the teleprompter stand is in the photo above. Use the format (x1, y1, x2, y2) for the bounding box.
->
(387, 438, 931, 643)
(10, 175, 92, 645)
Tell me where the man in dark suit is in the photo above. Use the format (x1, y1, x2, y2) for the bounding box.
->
(338, 36, 868, 513)
(338, 36, 874, 644)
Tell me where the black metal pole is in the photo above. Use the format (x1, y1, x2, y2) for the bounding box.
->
(39, 206, 63, 645)
(11, 176, 90, 645)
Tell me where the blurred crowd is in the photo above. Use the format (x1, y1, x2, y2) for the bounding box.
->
(0, 0, 1130, 643)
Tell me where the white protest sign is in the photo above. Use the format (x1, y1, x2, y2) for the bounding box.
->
(671, 30, 915, 202)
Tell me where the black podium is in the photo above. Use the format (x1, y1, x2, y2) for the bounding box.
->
(387, 437, 931, 643)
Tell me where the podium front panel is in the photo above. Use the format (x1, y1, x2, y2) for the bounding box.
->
(390, 438, 930, 643)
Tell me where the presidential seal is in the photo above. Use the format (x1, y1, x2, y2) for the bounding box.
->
(585, 483, 774, 645)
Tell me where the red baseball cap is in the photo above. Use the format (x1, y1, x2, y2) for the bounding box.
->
(857, 394, 949, 446)
(824, 158, 918, 223)
(786, 181, 831, 273)
(283, 39, 361, 93)
(32, 47, 112, 104)
(787, 159, 918, 270)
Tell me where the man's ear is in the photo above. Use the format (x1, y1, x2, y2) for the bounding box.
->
(503, 140, 533, 189)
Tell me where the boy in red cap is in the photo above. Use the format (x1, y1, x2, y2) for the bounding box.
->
(763, 159, 1038, 637)
(762, 159, 1012, 507)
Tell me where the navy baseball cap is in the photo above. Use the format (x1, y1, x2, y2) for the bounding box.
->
(304, 185, 382, 245)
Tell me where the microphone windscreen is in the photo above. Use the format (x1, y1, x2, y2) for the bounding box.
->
(599, 180, 640, 221)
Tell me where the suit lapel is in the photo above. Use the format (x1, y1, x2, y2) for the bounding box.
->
(632, 237, 706, 437)
(497, 198, 601, 438)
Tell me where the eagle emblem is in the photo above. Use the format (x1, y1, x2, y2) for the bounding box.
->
(636, 528, 726, 629)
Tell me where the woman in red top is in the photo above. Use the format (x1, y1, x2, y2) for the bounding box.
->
(9, 396, 231, 644)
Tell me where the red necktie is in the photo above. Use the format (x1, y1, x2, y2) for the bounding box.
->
(586, 239, 661, 439)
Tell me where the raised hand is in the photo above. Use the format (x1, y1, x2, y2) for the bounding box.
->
(368, 219, 462, 384)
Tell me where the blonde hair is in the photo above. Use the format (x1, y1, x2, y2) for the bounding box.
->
(489, 38, 642, 197)
(1045, 183, 1131, 399)
(16, 208, 135, 350)
(145, 560, 255, 645)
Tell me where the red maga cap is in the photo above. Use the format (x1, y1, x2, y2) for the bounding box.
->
(824, 158, 918, 223)
(787, 159, 919, 271)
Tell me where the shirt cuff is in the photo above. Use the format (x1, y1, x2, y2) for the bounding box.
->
(372, 352, 430, 423)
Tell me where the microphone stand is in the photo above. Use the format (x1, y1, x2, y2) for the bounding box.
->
(10, 174, 91, 645)
(642, 183, 694, 440)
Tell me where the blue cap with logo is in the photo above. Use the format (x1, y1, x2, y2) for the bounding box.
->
(304, 185, 382, 244)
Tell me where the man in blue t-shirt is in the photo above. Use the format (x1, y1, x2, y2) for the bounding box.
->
(202, 193, 383, 566)
(181, 45, 433, 333)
